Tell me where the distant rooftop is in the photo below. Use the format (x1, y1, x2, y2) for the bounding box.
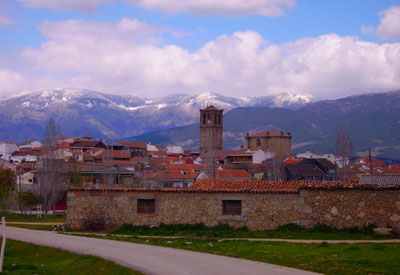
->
(248, 130, 291, 138)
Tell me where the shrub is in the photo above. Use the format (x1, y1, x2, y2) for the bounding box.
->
(82, 216, 106, 232)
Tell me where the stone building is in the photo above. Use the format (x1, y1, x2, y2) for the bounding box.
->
(67, 179, 400, 231)
(245, 130, 291, 158)
(199, 106, 223, 159)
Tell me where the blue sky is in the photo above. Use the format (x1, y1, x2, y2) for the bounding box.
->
(0, 0, 400, 99)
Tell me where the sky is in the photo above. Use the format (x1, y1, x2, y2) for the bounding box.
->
(0, 0, 400, 99)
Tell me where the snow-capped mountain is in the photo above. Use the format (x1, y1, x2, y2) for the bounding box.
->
(0, 88, 314, 142)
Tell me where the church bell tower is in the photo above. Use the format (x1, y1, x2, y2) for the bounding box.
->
(199, 105, 223, 158)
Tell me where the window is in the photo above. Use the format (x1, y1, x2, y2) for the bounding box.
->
(256, 138, 261, 147)
(222, 200, 242, 216)
(138, 199, 155, 214)
(218, 114, 221, 125)
(215, 114, 217, 124)
(203, 113, 206, 124)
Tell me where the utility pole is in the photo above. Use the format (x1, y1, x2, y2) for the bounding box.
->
(368, 147, 373, 175)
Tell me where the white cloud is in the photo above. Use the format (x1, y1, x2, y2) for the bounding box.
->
(17, 0, 114, 12)
(0, 14, 14, 25)
(2, 18, 400, 99)
(0, 68, 24, 96)
(362, 6, 400, 41)
(124, 0, 295, 16)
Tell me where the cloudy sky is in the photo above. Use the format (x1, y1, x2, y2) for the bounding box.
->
(0, 0, 400, 99)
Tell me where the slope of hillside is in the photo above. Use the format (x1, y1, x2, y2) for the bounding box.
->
(127, 90, 400, 159)
(0, 88, 313, 142)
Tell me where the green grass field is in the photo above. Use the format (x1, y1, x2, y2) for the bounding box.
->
(5, 213, 66, 223)
(3, 239, 142, 274)
(102, 235, 400, 275)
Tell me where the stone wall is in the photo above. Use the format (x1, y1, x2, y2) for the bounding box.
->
(300, 189, 400, 230)
(67, 188, 400, 231)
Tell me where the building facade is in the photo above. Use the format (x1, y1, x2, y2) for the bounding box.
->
(199, 106, 223, 159)
(245, 130, 291, 158)
(67, 179, 400, 231)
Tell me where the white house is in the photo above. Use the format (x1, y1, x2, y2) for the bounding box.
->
(296, 149, 347, 168)
(19, 139, 42, 149)
(146, 143, 159, 152)
(0, 142, 20, 161)
(166, 145, 184, 155)
(252, 149, 275, 164)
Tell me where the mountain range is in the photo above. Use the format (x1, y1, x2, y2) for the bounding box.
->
(1, 88, 399, 159)
(127, 90, 400, 159)
(0, 88, 314, 142)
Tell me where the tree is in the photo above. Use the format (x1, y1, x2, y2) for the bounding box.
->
(336, 128, 353, 179)
(0, 168, 16, 272)
(42, 117, 61, 148)
(336, 128, 353, 159)
(263, 158, 285, 181)
(37, 118, 65, 217)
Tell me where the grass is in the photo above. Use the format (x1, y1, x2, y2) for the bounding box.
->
(3, 239, 142, 274)
(112, 223, 391, 240)
(97, 235, 400, 275)
(5, 213, 66, 223)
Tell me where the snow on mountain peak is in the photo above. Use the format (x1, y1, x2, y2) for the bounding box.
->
(272, 92, 314, 107)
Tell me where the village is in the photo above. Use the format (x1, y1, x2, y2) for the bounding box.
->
(0, 106, 399, 233)
(1, 106, 398, 193)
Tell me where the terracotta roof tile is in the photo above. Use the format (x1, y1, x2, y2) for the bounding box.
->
(217, 170, 251, 179)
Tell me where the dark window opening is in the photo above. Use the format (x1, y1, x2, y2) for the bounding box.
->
(256, 138, 261, 147)
(203, 114, 206, 124)
(218, 114, 221, 125)
(138, 199, 155, 214)
(214, 114, 217, 124)
(222, 200, 242, 216)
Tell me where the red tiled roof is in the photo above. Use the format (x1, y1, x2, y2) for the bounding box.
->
(70, 178, 400, 193)
(143, 170, 199, 180)
(118, 141, 147, 148)
(357, 158, 385, 167)
(283, 158, 303, 164)
(190, 179, 301, 193)
(164, 164, 195, 170)
(217, 170, 251, 179)
(70, 140, 105, 148)
(57, 142, 72, 148)
(248, 130, 290, 138)
(114, 160, 133, 166)
(111, 150, 131, 159)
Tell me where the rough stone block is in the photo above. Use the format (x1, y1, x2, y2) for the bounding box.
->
(390, 214, 400, 222)
(373, 228, 393, 235)
(299, 190, 309, 198)
(300, 204, 313, 214)
(331, 207, 339, 215)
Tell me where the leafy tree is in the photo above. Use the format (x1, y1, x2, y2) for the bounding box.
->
(0, 168, 15, 216)
(0, 168, 16, 272)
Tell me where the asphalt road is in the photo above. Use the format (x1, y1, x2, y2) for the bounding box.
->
(2, 227, 318, 275)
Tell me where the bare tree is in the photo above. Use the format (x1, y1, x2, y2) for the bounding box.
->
(37, 118, 65, 217)
(336, 128, 353, 179)
(102, 140, 114, 186)
(263, 158, 285, 181)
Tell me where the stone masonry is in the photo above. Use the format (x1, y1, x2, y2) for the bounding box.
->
(67, 187, 400, 231)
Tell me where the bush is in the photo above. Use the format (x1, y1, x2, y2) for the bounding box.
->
(82, 216, 106, 232)
(276, 223, 305, 232)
